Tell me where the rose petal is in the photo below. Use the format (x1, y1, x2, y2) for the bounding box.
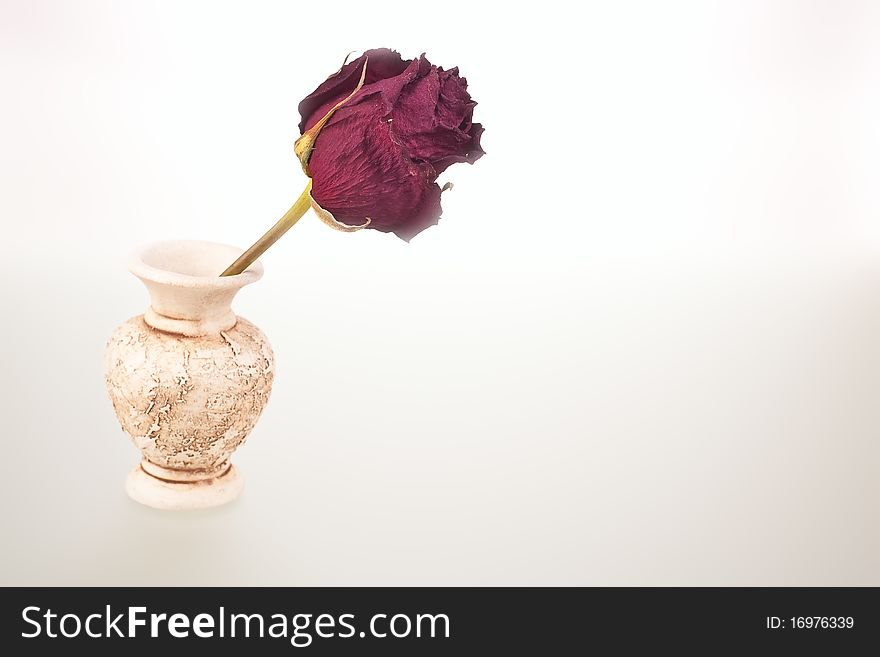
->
(388, 63, 485, 173)
(299, 48, 415, 133)
(308, 97, 443, 241)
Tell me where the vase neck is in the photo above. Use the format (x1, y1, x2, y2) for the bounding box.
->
(129, 240, 263, 338)
(143, 289, 238, 337)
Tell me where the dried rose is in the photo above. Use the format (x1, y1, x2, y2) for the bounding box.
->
(297, 48, 484, 241)
(221, 49, 483, 276)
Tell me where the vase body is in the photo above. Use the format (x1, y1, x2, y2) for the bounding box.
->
(105, 240, 274, 510)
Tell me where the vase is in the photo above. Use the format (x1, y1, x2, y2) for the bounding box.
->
(105, 240, 274, 510)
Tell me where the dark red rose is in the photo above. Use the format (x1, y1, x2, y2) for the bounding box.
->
(297, 48, 484, 241)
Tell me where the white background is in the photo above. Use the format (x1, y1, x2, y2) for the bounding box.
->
(0, 0, 878, 585)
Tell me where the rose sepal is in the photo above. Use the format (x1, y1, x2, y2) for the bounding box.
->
(294, 58, 368, 176)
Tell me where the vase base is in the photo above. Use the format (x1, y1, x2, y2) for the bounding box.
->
(125, 461, 244, 510)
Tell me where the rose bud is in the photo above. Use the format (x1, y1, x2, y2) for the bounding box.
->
(296, 48, 485, 241)
(221, 49, 483, 276)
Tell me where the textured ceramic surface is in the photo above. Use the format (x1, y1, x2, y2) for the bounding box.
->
(105, 240, 274, 509)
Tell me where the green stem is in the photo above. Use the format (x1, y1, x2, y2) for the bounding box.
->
(220, 181, 313, 276)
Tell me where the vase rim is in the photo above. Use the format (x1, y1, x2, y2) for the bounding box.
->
(129, 239, 263, 289)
